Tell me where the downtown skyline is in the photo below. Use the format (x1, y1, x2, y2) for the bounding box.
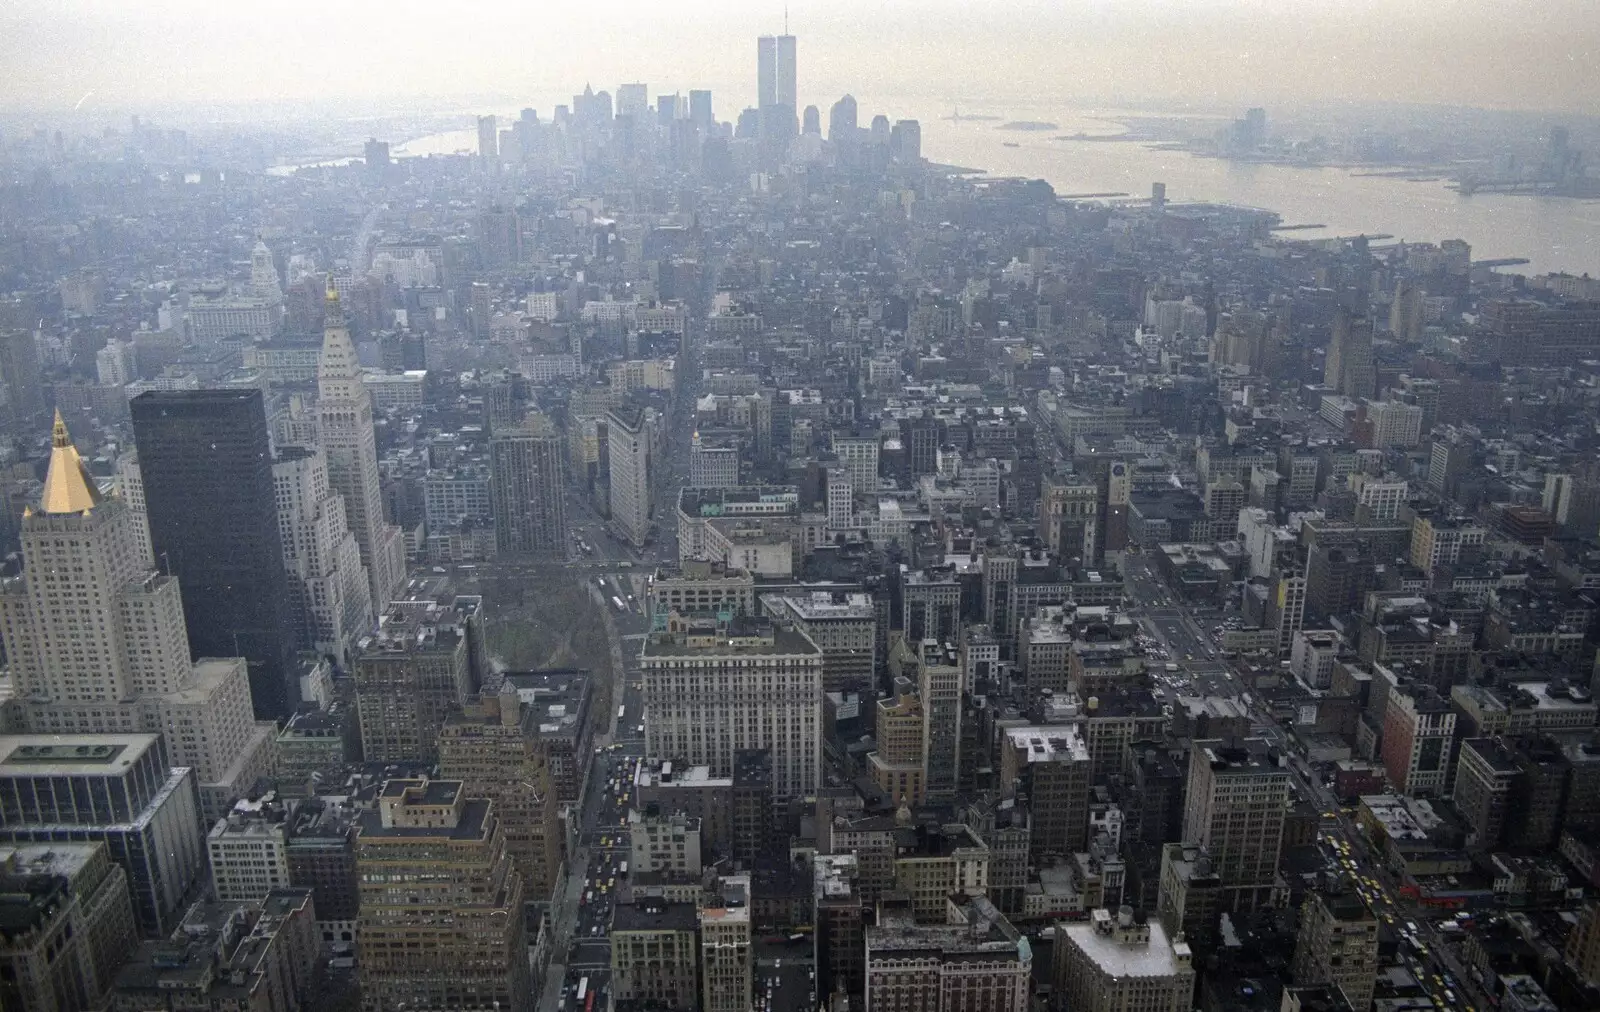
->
(2, 1, 1597, 117)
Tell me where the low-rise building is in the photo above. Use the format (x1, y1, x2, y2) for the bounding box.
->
(1001, 726, 1092, 860)
(1053, 905, 1195, 1012)
(699, 875, 752, 1012)
(611, 897, 699, 1010)
(629, 809, 703, 876)
(864, 895, 1030, 1012)
(207, 796, 291, 906)
(1355, 794, 1471, 877)
(762, 591, 876, 692)
(355, 779, 529, 1012)
(650, 560, 756, 619)
(891, 822, 990, 923)
(1291, 882, 1379, 1012)
(0, 843, 137, 1012)
(501, 668, 596, 803)
(108, 889, 317, 1012)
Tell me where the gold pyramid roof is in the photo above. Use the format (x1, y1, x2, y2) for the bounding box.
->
(40, 410, 104, 515)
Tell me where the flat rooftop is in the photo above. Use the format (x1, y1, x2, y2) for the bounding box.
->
(286, 798, 358, 840)
(1463, 738, 1518, 774)
(613, 899, 700, 933)
(1060, 915, 1189, 979)
(0, 734, 156, 776)
(1004, 726, 1090, 764)
(636, 762, 731, 790)
(503, 668, 591, 699)
(1130, 489, 1208, 521)
(1360, 793, 1447, 841)
(893, 823, 985, 859)
(679, 485, 799, 515)
(654, 562, 751, 583)
(278, 708, 346, 739)
(769, 591, 875, 621)
(359, 797, 489, 840)
(866, 920, 1021, 958)
(1195, 738, 1278, 773)
(904, 569, 959, 587)
(0, 843, 101, 882)
(1511, 681, 1597, 711)
(642, 622, 820, 658)
(502, 669, 591, 737)
(380, 778, 461, 805)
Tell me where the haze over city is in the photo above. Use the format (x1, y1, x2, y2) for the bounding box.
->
(3, 0, 1598, 115)
(4, 4, 1600, 1012)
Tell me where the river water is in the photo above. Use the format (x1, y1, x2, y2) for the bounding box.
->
(289, 103, 1600, 277)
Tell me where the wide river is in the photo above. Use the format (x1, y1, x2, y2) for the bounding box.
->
(306, 103, 1600, 277)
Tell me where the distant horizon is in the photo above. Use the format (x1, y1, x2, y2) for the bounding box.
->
(5, 90, 1595, 135)
(2, 1, 1596, 120)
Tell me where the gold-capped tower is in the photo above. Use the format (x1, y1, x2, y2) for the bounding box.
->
(40, 409, 104, 515)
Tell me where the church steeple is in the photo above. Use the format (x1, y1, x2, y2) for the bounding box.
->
(40, 410, 103, 515)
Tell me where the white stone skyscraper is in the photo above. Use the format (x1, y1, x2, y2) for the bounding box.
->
(273, 444, 374, 663)
(319, 278, 405, 613)
(113, 449, 154, 568)
(641, 613, 821, 797)
(251, 239, 283, 306)
(607, 406, 652, 549)
(0, 413, 274, 822)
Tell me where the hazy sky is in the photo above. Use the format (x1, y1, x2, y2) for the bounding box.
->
(2, 0, 1596, 117)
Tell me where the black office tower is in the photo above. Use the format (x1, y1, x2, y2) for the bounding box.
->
(131, 389, 297, 719)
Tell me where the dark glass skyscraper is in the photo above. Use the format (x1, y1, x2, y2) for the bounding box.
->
(131, 389, 297, 719)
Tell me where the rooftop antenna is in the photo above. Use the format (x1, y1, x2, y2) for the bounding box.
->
(785, 3, 789, 34)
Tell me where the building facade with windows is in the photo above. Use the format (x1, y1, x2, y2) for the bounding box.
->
(355, 779, 529, 1012)
(641, 614, 822, 798)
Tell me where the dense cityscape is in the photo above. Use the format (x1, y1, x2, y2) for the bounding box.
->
(1, 15, 1600, 1012)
